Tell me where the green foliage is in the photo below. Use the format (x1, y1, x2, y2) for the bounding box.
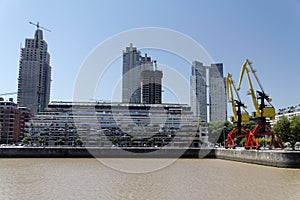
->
(112, 137, 118, 144)
(55, 139, 64, 145)
(242, 121, 257, 131)
(147, 138, 154, 145)
(289, 116, 300, 148)
(75, 138, 83, 146)
(258, 137, 271, 146)
(21, 137, 29, 144)
(273, 116, 300, 149)
(273, 116, 290, 142)
(208, 120, 234, 144)
(130, 137, 135, 143)
(239, 137, 247, 146)
(37, 137, 45, 144)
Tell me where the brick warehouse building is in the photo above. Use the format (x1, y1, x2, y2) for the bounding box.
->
(0, 98, 31, 144)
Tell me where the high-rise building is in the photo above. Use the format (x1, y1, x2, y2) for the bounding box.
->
(209, 63, 227, 122)
(190, 61, 226, 122)
(17, 27, 51, 114)
(122, 44, 163, 104)
(122, 43, 141, 103)
(190, 61, 207, 122)
(141, 68, 163, 104)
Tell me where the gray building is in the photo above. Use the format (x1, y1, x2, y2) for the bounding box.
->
(190, 61, 207, 122)
(122, 43, 141, 103)
(141, 68, 163, 104)
(122, 44, 163, 104)
(190, 61, 226, 122)
(17, 28, 51, 114)
(209, 63, 226, 122)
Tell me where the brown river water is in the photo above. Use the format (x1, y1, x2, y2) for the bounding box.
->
(0, 158, 299, 200)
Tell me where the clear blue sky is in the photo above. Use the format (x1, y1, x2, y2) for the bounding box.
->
(0, 0, 300, 112)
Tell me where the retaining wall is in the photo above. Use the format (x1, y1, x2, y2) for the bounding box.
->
(215, 148, 300, 168)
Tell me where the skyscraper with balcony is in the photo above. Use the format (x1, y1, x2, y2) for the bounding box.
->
(17, 28, 51, 114)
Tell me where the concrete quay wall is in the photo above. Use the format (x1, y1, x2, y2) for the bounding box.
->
(215, 148, 300, 168)
(0, 147, 215, 158)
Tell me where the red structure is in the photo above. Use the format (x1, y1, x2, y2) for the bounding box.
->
(0, 98, 31, 144)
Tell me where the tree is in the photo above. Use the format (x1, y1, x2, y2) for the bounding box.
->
(289, 116, 300, 149)
(147, 138, 154, 146)
(55, 139, 64, 146)
(273, 116, 290, 143)
(21, 137, 29, 145)
(242, 121, 257, 131)
(37, 138, 45, 146)
(208, 120, 234, 145)
(273, 116, 300, 150)
(75, 138, 83, 146)
(112, 137, 119, 145)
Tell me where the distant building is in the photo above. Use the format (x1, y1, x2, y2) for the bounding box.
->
(0, 98, 31, 143)
(17, 27, 52, 114)
(271, 105, 300, 125)
(140, 54, 163, 104)
(190, 61, 226, 122)
(190, 61, 207, 122)
(209, 63, 227, 122)
(122, 43, 141, 103)
(122, 44, 163, 104)
(141, 69, 163, 104)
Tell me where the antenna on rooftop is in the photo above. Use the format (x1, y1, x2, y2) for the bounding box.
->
(29, 22, 51, 32)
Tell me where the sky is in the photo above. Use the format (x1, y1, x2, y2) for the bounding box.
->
(0, 0, 300, 113)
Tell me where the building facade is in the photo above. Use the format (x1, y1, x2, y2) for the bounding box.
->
(27, 101, 209, 147)
(0, 98, 31, 143)
(190, 61, 226, 122)
(17, 28, 52, 114)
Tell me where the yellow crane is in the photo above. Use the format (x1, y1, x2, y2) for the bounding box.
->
(236, 59, 278, 149)
(225, 73, 249, 149)
(226, 73, 249, 123)
(237, 59, 275, 120)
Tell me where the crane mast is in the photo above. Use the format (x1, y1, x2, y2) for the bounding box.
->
(225, 73, 249, 149)
(226, 73, 249, 123)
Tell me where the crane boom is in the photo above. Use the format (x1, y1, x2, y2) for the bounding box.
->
(237, 60, 261, 118)
(226, 74, 238, 122)
(29, 22, 51, 32)
(226, 73, 249, 123)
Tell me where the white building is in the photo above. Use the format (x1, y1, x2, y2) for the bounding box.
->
(272, 105, 300, 125)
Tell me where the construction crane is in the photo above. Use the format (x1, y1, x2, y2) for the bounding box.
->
(29, 22, 51, 32)
(225, 73, 250, 149)
(237, 59, 278, 149)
